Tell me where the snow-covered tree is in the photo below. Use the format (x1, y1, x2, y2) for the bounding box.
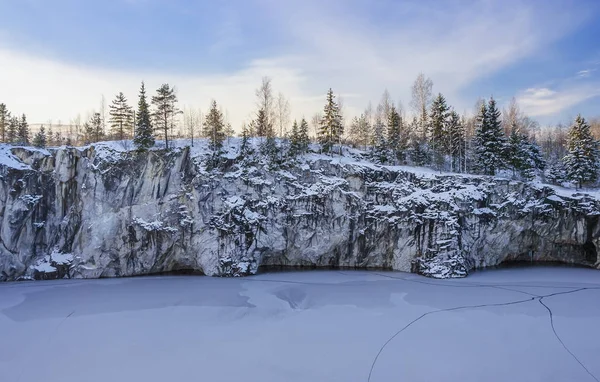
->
(33, 125, 47, 148)
(563, 115, 599, 188)
(152, 83, 180, 150)
(447, 110, 465, 172)
(16, 114, 29, 145)
(204, 100, 225, 153)
(134, 82, 154, 151)
(429, 93, 449, 170)
(473, 98, 506, 175)
(504, 122, 545, 180)
(387, 105, 406, 163)
(318, 88, 343, 154)
(371, 116, 388, 164)
(109, 92, 133, 141)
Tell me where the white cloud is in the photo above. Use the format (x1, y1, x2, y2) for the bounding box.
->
(516, 85, 600, 117)
(0, 0, 591, 129)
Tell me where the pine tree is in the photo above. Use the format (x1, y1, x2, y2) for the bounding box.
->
(16, 114, 29, 145)
(134, 82, 155, 151)
(7, 116, 18, 144)
(387, 105, 406, 163)
(204, 100, 225, 152)
(33, 126, 47, 148)
(563, 115, 599, 188)
(0, 103, 9, 143)
(429, 93, 450, 170)
(152, 84, 180, 150)
(473, 98, 506, 175)
(109, 92, 133, 141)
(447, 110, 465, 172)
(318, 88, 343, 154)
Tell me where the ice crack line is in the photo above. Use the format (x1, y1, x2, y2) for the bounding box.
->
(367, 287, 598, 382)
(366, 297, 535, 382)
(539, 296, 599, 382)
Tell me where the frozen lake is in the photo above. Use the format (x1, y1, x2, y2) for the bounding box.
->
(1, 268, 599, 382)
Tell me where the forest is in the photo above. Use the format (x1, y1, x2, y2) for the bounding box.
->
(1, 74, 599, 188)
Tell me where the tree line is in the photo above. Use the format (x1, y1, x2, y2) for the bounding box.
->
(1, 74, 599, 188)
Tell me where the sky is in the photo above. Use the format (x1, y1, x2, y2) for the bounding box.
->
(0, 0, 599, 130)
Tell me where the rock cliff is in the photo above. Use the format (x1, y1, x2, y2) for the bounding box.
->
(0, 141, 599, 281)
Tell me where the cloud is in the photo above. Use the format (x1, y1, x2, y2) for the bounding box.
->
(0, 0, 592, 129)
(516, 85, 600, 117)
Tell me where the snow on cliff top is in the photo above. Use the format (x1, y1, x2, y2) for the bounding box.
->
(3, 139, 600, 200)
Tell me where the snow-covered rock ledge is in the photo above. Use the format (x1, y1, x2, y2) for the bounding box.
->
(1, 140, 599, 281)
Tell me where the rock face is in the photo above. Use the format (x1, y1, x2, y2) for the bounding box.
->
(0, 142, 599, 281)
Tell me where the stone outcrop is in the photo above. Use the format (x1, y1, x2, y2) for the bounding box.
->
(0, 142, 598, 281)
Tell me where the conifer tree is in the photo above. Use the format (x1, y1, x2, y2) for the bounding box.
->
(318, 88, 343, 154)
(239, 122, 252, 158)
(387, 105, 405, 163)
(109, 92, 133, 141)
(298, 118, 310, 154)
(134, 82, 155, 150)
(253, 109, 272, 138)
(372, 117, 388, 164)
(204, 100, 225, 152)
(563, 115, 599, 188)
(33, 126, 47, 148)
(429, 93, 450, 170)
(47, 125, 54, 146)
(473, 98, 506, 175)
(289, 120, 300, 156)
(447, 110, 465, 172)
(152, 84, 180, 150)
(0, 103, 9, 143)
(85, 113, 104, 143)
(7, 116, 18, 144)
(16, 114, 29, 145)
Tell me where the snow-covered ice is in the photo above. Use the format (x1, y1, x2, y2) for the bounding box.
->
(1, 267, 599, 382)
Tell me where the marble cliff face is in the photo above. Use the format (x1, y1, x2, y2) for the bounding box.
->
(0, 142, 598, 282)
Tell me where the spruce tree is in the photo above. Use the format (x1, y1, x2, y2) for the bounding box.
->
(473, 98, 506, 175)
(447, 110, 465, 172)
(372, 117, 388, 164)
(387, 105, 406, 163)
(318, 88, 343, 154)
(86, 113, 104, 143)
(152, 84, 180, 150)
(47, 125, 54, 146)
(563, 115, 599, 188)
(0, 103, 9, 143)
(429, 93, 450, 170)
(289, 120, 300, 156)
(239, 123, 252, 158)
(253, 109, 272, 138)
(16, 114, 30, 145)
(109, 92, 133, 141)
(33, 126, 47, 148)
(298, 118, 310, 154)
(134, 82, 155, 151)
(204, 100, 225, 152)
(7, 116, 18, 144)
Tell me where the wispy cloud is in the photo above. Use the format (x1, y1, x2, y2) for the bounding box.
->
(516, 84, 600, 117)
(0, 0, 594, 127)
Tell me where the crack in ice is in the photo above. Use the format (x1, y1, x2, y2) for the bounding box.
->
(367, 284, 598, 382)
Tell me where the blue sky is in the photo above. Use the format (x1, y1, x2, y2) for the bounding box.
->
(0, 0, 599, 127)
